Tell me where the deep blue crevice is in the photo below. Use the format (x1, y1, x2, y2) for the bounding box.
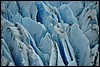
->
(29, 35, 46, 65)
(29, 35, 38, 54)
(57, 36, 68, 65)
(36, 10, 42, 23)
(65, 40, 73, 61)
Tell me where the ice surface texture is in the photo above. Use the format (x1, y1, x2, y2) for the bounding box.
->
(1, 1, 99, 66)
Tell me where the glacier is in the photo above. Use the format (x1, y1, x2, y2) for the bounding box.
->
(1, 1, 99, 66)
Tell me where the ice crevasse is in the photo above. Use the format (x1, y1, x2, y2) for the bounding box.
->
(1, 1, 99, 66)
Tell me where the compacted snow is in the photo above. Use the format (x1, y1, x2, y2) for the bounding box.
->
(1, 1, 99, 66)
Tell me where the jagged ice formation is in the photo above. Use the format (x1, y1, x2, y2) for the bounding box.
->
(1, 1, 99, 66)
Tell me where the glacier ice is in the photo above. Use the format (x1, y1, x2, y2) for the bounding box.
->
(69, 23, 91, 66)
(59, 4, 79, 25)
(67, 1, 83, 16)
(1, 1, 99, 66)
